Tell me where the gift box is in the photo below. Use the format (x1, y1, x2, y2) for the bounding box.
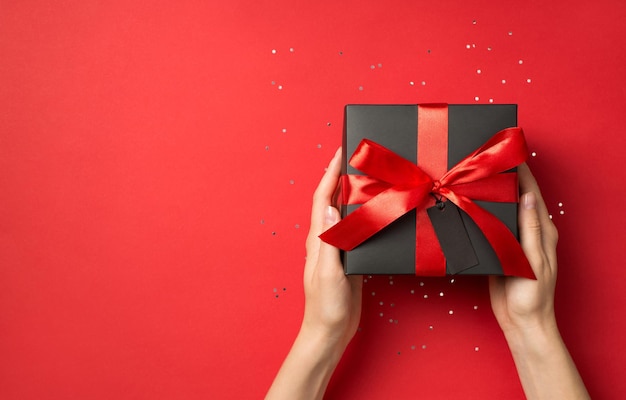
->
(320, 104, 534, 278)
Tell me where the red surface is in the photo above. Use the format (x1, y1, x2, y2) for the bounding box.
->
(1, 1, 625, 399)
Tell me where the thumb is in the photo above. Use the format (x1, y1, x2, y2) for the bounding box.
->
(519, 192, 545, 270)
(318, 206, 342, 265)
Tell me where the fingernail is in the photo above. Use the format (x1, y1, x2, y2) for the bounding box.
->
(325, 205, 338, 224)
(524, 192, 537, 209)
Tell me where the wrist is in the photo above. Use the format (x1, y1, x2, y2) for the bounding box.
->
(296, 324, 349, 366)
(502, 318, 562, 359)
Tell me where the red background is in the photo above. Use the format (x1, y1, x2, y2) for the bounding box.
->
(1, 1, 625, 399)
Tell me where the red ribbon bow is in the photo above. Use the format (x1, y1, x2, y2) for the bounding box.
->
(319, 127, 535, 279)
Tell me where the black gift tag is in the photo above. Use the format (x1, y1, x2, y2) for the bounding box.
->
(427, 200, 479, 274)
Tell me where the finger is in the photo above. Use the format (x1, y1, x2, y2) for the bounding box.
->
(316, 205, 343, 271)
(309, 147, 342, 238)
(518, 164, 550, 224)
(518, 192, 548, 277)
(518, 163, 559, 251)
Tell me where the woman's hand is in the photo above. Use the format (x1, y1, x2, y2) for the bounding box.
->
(266, 148, 362, 400)
(489, 163, 589, 400)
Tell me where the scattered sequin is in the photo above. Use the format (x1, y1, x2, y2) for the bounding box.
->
(390, 303, 395, 308)
(273, 288, 277, 292)
(282, 128, 287, 133)
(371, 292, 376, 296)
(411, 345, 416, 350)
(549, 214, 553, 219)
(518, 59, 523, 64)
(295, 224, 300, 229)
(501, 79, 506, 84)
(508, 31, 513, 36)
(380, 313, 384, 317)
(421, 81, 426, 86)
(560, 210, 565, 215)
(261, 219, 265, 224)
(531, 151, 537, 157)
(527, 78, 532, 83)
(439, 292, 444, 297)
(424, 294, 429, 299)
(278, 85, 283, 90)
(450, 278, 455, 284)
(475, 346, 480, 351)
(289, 180, 295, 185)
(466, 44, 471, 49)
(477, 69, 482, 74)
(378, 63, 382, 68)
(473, 305, 478, 310)
(422, 344, 427, 349)
(271, 81, 276, 85)
(487, 47, 492, 51)
(327, 122, 331, 126)
(410, 81, 415, 86)
(379, 301, 384, 305)
(363, 279, 368, 283)
(489, 98, 494, 103)
(410, 290, 415, 294)
(449, 310, 454, 315)
(429, 325, 434, 330)
(474, 96, 480, 101)
(389, 281, 394, 285)
(370, 64, 376, 69)
(272, 232, 276, 236)
(472, 20, 477, 25)
(271, 49, 277, 54)
(389, 319, 393, 323)
(265, 145, 270, 151)
(558, 202, 563, 207)
(358, 86, 364, 91)
(419, 281, 425, 287)
(289, 47, 294, 52)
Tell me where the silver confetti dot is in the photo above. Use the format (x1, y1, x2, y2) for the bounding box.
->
(380, 313, 384, 317)
(358, 86, 364, 91)
(449, 310, 454, 315)
(487, 47, 492, 51)
(474, 96, 480, 101)
(527, 78, 532, 83)
(558, 202, 563, 207)
(326, 122, 331, 126)
(518, 59, 523, 64)
(410, 81, 415, 86)
(391, 303, 395, 307)
(531, 151, 537, 157)
(508, 31, 513, 36)
(439, 292, 444, 297)
(378, 63, 382, 67)
(560, 210, 565, 215)
(450, 278, 455, 284)
(370, 64, 376, 69)
(363, 279, 368, 283)
(371, 292, 376, 296)
(429, 325, 433, 330)
(477, 69, 482, 74)
(272, 232, 276, 236)
(295, 224, 300, 229)
(475, 346, 480, 351)
(278, 85, 283, 90)
(489, 98, 494, 103)
(501, 79, 506, 84)
(273, 288, 277, 292)
(271, 49, 277, 54)
(419, 281, 425, 286)
(389, 281, 394, 285)
(282, 128, 287, 133)
(289, 179, 295, 185)
(472, 20, 477, 25)
(411, 345, 416, 350)
(271, 81, 276, 85)
(421, 81, 426, 86)
(410, 290, 415, 294)
(389, 319, 393, 323)
(422, 344, 427, 349)
(260, 219, 265, 224)
(549, 214, 553, 219)
(316, 144, 322, 148)
(424, 294, 429, 299)
(368, 275, 372, 279)
(466, 44, 471, 49)
(473, 305, 478, 310)
(265, 146, 270, 151)
(379, 301, 384, 305)
(289, 47, 294, 52)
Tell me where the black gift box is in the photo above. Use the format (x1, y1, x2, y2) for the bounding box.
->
(341, 104, 519, 275)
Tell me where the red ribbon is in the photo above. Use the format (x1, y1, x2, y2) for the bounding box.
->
(319, 107, 535, 279)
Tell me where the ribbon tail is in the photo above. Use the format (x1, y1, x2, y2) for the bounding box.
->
(444, 191, 536, 279)
(320, 184, 432, 251)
